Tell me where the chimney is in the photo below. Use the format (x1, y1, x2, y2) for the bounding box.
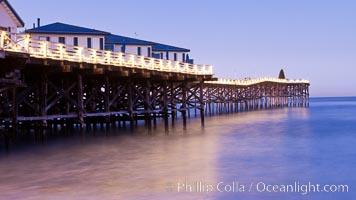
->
(37, 18, 40, 27)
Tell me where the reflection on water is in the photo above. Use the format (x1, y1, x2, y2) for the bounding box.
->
(0, 98, 355, 200)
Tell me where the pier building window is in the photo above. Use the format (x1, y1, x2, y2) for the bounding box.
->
(99, 38, 104, 50)
(87, 37, 92, 48)
(39, 36, 50, 41)
(73, 37, 78, 46)
(59, 37, 65, 44)
(182, 53, 186, 62)
(137, 47, 141, 55)
(174, 53, 177, 61)
(147, 47, 151, 57)
(160, 53, 163, 59)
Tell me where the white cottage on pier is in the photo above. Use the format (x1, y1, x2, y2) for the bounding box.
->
(25, 22, 110, 50)
(0, 0, 24, 40)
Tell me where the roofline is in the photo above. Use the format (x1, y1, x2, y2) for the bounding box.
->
(25, 31, 110, 36)
(107, 34, 190, 52)
(106, 42, 191, 51)
(105, 42, 153, 45)
(152, 43, 190, 52)
(152, 49, 190, 53)
(106, 34, 155, 45)
(24, 22, 111, 35)
(1, 0, 25, 27)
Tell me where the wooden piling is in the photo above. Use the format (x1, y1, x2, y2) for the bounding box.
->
(200, 81, 205, 127)
(163, 81, 169, 133)
(181, 81, 187, 130)
(77, 73, 84, 128)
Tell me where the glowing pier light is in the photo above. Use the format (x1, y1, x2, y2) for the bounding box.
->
(200, 65, 205, 74)
(150, 58, 154, 70)
(78, 47, 83, 62)
(59, 44, 63, 60)
(184, 63, 189, 73)
(42, 42, 47, 58)
(118, 52, 123, 65)
(0, 31, 5, 49)
(139, 56, 144, 68)
(192, 64, 197, 74)
(159, 60, 163, 71)
(106, 51, 111, 65)
(166, 60, 171, 71)
(92, 49, 97, 63)
(130, 55, 135, 67)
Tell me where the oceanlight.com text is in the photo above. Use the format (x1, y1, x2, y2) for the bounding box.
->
(167, 181, 349, 195)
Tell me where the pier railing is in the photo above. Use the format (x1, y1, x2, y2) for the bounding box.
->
(205, 77, 310, 86)
(0, 31, 213, 75)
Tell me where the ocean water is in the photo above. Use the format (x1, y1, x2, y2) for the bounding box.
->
(0, 97, 355, 200)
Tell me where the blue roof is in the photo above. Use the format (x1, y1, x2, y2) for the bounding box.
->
(106, 34, 153, 45)
(25, 22, 110, 35)
(0, 0, 24, 27)
(152, 43, 190, 52)
(106, 34, 190, 52)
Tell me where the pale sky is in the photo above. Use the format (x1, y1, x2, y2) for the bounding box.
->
(10, 0, 356, 97)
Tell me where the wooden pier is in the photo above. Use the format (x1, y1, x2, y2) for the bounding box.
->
(0, 30, 309, 134)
